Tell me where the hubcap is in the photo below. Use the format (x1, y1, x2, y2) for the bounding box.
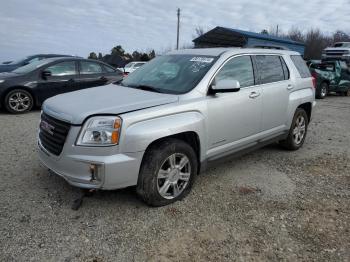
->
(157, 153, 191, 199)
(292, 115, 306, 145)
(8, 92, 30, 112)
(321, 85, 327, 97)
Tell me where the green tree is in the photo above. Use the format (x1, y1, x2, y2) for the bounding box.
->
(111, 45, 125, 56)
(149, 50, 156, 59)
(98, 52, 103, 60)
(140, 53, 150, 61)
(260, 29, 269, 35)
(88, 52, 98, 59)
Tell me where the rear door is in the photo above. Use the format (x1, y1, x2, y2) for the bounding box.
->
(78, 61, 109, 89)
(253, 55, 291, 133)
(37, 60, 79, 102)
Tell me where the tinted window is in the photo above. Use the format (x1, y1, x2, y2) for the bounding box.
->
(80, 61, 103, 74)
(280, 57, 290, 80)
(215, 56, 255, 88)
(255, 55, 285, 84)
(104, 65, 116, 73)
(290, 55, 311, 78)
(46, 61, 76, 76)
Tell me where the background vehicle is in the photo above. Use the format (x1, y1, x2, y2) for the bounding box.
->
(0, 57, 123, 113)
(309, 60, 350, 98)
(322, 42, 350, 65)
(0, 54, 76, 73)
(38, 48, 315, 206)
(119, 61, 147, 75)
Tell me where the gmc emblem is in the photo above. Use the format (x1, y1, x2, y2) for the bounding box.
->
(40, 120, 55, 135)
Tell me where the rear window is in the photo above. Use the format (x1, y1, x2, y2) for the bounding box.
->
(290, 55, 311, 78)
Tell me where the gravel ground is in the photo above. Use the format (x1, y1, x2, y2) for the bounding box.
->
(0, 96, 349, 262)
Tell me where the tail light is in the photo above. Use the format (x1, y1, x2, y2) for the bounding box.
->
(311, 72, 317, 89)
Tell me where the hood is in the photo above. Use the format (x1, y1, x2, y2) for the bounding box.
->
(43, 84, 179, 124)
(0, 71, 19, 79)
(0, 64, 16, 73)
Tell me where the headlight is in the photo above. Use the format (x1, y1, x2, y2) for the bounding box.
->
(77, 116, 122, 146)
(0, 80, 4, 83)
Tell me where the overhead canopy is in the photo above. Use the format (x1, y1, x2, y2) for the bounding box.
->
(193, 27, 305, 55)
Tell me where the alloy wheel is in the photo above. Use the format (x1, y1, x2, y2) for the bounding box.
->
(8, 92, 31, 112)
(157, 153, 191, 199)
(292, 115, 306, 145)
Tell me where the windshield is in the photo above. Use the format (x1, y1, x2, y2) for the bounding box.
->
(8, 56, 30, 65)
(334, 43, 350, 48)
(119, 55, 217, 94)
(12, 59, 48, 74)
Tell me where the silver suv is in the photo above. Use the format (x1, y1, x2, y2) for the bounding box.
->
(38, 48, 315, 206)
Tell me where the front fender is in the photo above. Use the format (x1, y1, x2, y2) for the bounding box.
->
(121, 111, 206, 160)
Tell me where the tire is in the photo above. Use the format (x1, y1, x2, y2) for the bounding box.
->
(136, 138, 198, 207)
(316, 82, 328, 99)
(4, 89, 33, 114)
(344, 89, 350, 97)
(280, 108, 309, 151)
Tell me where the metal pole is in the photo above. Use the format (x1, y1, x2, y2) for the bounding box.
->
(176, 8, 180, 50)
(276, 25, 279, 37)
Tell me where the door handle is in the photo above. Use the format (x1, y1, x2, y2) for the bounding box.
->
(287, 84, 293, 90)
(249, 91, 260, 99)
(100, 76, 108, 81)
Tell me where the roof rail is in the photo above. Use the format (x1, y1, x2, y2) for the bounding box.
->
(250, 45, 290, 50)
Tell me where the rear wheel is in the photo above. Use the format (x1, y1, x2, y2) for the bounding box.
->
(316, 82, 328, 99)
(280, 108, 309, 150)
(136, 138, 197, 206)
(4, 89, 33, 114)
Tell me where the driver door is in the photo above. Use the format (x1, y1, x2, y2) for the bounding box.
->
(206, 55, 262, 159)
(37, 61, 79, 102)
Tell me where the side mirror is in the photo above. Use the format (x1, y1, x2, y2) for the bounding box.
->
(210, 79, 241, 93)
(42, 70, 52, 79)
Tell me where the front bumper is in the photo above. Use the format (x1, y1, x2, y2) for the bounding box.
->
(37, 129, 144, 190)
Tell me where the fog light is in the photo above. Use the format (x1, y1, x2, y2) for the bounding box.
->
(89, 164, 100, 182)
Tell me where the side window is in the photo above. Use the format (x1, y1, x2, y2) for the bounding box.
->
(290, 55, 311, 78)
(46, 61, 76, 76)
(215, 56, 255, 88)
(255, 55, 285, 84)
(28, 57, 40, 63)
(80, 61, 103, 74)
(103, 65, 116, 73)
(280, 57, 290, 80)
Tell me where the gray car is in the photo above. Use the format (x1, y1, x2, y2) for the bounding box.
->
(38, 48, 315, 206)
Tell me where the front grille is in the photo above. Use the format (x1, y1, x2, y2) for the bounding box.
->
(39, 112, 71, 156)
(325, 50, 348, 56)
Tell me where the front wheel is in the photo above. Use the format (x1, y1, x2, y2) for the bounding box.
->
(136, 138, 198, 206)
(280, 108, 309, 150)
(4, 89, 33, 114)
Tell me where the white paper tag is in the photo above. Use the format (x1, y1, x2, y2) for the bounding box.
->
(190, 57, 214, 63)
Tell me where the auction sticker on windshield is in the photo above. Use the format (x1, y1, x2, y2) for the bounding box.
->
(190, 57, 214, 63)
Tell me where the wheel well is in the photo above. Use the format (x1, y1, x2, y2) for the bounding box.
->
(143, 131, 201, 173)
(322, 80, 330, 87)
(298, 102, 312, 122)
(2, 86, 37, 106)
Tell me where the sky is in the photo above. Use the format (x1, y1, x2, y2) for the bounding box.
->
(0, 0, 350, 61)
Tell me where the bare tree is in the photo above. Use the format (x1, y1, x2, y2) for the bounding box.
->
(193, 26, 205, 38)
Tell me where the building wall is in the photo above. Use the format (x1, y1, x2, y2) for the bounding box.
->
(246, 38, 305, 56)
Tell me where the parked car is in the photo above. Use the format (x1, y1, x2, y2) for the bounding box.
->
(309, 60, 350, 98)
(119, 61, 147, 75)
(0, 54, 76, 73)
(38, 48, 315, 206)
(322, 42, 350, 65)
(0, 57, 123, 113)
